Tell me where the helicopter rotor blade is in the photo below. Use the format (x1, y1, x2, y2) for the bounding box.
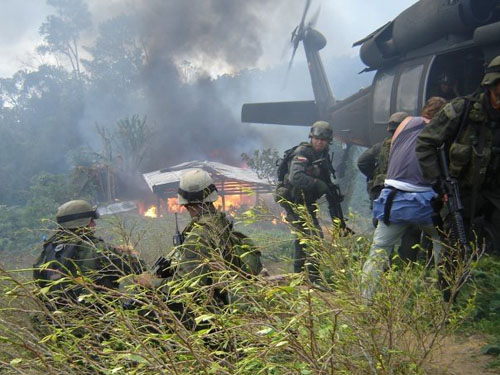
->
(284, 0, 313, 89)
(307, 5, 321, 29)
(299, 0, 312, 34)
(283, 46, 298, 89)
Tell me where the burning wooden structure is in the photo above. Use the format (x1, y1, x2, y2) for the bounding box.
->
(142, 160, 274, 215)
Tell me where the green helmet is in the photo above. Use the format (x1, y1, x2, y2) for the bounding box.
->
(56, 200, 99, 229)
(387, 111, 408, 133)
(482, 55, 500, 86)
(309, 121, 333, 142)
(178, 169, 218, 205)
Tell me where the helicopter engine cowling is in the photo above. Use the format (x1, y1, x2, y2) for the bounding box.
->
(358, 0, 496, 68)
(304, 29, 327, 51)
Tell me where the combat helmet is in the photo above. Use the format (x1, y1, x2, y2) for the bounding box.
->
(387, 111, 408, 133)
(437, 73, 454, 85)
(56, 200, 99, 229)
(178, 169, 218, 205)
(482, 55, 500, 86)
(309, 121, 333, 142)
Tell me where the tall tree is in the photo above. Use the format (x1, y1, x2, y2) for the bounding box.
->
(82, 15, 145, 94)
(0, 65, 85, 204)
(37, 0, 91, 79)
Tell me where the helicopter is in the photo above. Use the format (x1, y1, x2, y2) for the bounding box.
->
(241, 0, 500, 147)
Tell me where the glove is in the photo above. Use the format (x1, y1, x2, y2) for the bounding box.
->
(315, 179, 329, 196)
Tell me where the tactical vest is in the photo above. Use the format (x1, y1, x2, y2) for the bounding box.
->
(285, 143, 331, 204)
(448, 95, 499, 190)
(275, 142, 309, 202)
(33, 238, 101, 309)
(181, 213, 262, 277)
(370, 137, 392, 198)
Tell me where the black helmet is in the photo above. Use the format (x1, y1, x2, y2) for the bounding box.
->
(437, 73, 454, 85)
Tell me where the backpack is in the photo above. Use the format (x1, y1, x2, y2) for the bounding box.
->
(33, 241, 81, 286)
(229, 230, 263, 277)
(276, 143, 309, 184)
(33, 240, 84, 308)
(181, 213, 263, 277)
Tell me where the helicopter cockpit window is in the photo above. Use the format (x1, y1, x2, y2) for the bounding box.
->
(373, 71, 395, 123)
(396, 64, 424, 115)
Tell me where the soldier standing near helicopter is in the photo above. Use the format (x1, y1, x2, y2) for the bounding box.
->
(276, 121, 346, 285)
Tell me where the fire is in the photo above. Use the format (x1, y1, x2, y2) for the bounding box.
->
(167, 198, 185, 213)
(138, 182, 257, 217)
(216, 194, 254, 213)
(144, 206, 158, 218)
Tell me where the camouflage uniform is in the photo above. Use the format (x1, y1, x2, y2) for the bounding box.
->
(357, 138, 390, 202)
(34, 230, 144, 310)
(416, 91, 500, 251)
(32, 200, 144, 333)
(283, 141, 332, 275)
(171, 169, 261, 308)
(175, 211, 233, 298)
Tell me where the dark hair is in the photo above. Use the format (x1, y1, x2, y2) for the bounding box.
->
(421, 97, 447, 119)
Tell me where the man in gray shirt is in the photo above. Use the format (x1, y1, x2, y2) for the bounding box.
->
(361, 97, 447, 302)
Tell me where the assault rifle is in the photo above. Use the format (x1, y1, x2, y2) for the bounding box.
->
(437, 144, 470, 252)
(313, 157, 353, 233)
(172, 213, 184, 246)
(151, 256, 174, 278)
(325, 182, 347, 229)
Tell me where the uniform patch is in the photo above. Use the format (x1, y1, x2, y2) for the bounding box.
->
(443, 103, 457, 120)
(294, 156, 308, 162)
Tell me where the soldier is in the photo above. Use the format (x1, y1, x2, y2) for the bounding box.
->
(277, 121, 344, 284)
(33, 200, 144, 317)
(430, 73, 460, 101)
(417, 56, 500, 299)
(171, 169, 262, 306)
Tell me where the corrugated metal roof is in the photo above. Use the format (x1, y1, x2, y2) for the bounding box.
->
(142, 160, 272, 194)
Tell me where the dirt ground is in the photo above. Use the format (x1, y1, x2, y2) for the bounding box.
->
(431, 335, 499, 375)
(262, 259, 499, 375)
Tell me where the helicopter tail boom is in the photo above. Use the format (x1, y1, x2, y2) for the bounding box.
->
(241, 100, 318, 126)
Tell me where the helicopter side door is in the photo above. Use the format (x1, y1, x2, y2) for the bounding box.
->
(370, 56, 434, 145)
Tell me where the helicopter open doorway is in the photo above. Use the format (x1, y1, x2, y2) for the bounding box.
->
(369, 47, 486, 145)
(425, 48, 485, 100)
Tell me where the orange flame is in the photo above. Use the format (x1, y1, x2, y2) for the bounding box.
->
(144, 206, 158, 218)
(216, 194, 254, 214)
(167, 198, 185, 213)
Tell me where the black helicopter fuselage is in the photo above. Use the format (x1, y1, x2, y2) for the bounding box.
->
(241, 0, 500, 147)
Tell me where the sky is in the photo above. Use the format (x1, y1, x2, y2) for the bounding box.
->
(0, 0, 417, 78)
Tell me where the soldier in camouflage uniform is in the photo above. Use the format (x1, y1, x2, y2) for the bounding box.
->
(33, 200, 144, 321)
(172, 169, 261, 307)
(417, 55, 500, 255)
(278, 121, 341, 282)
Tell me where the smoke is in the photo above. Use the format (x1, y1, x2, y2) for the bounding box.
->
(77, 0, 300, 170)
(137, 1, 300, 169)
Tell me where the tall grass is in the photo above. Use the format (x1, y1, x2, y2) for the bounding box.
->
(0, 204, 479, 375)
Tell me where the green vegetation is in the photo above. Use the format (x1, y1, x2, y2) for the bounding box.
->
(0, 204, 489, 375)
(459, 256, 500, 368)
